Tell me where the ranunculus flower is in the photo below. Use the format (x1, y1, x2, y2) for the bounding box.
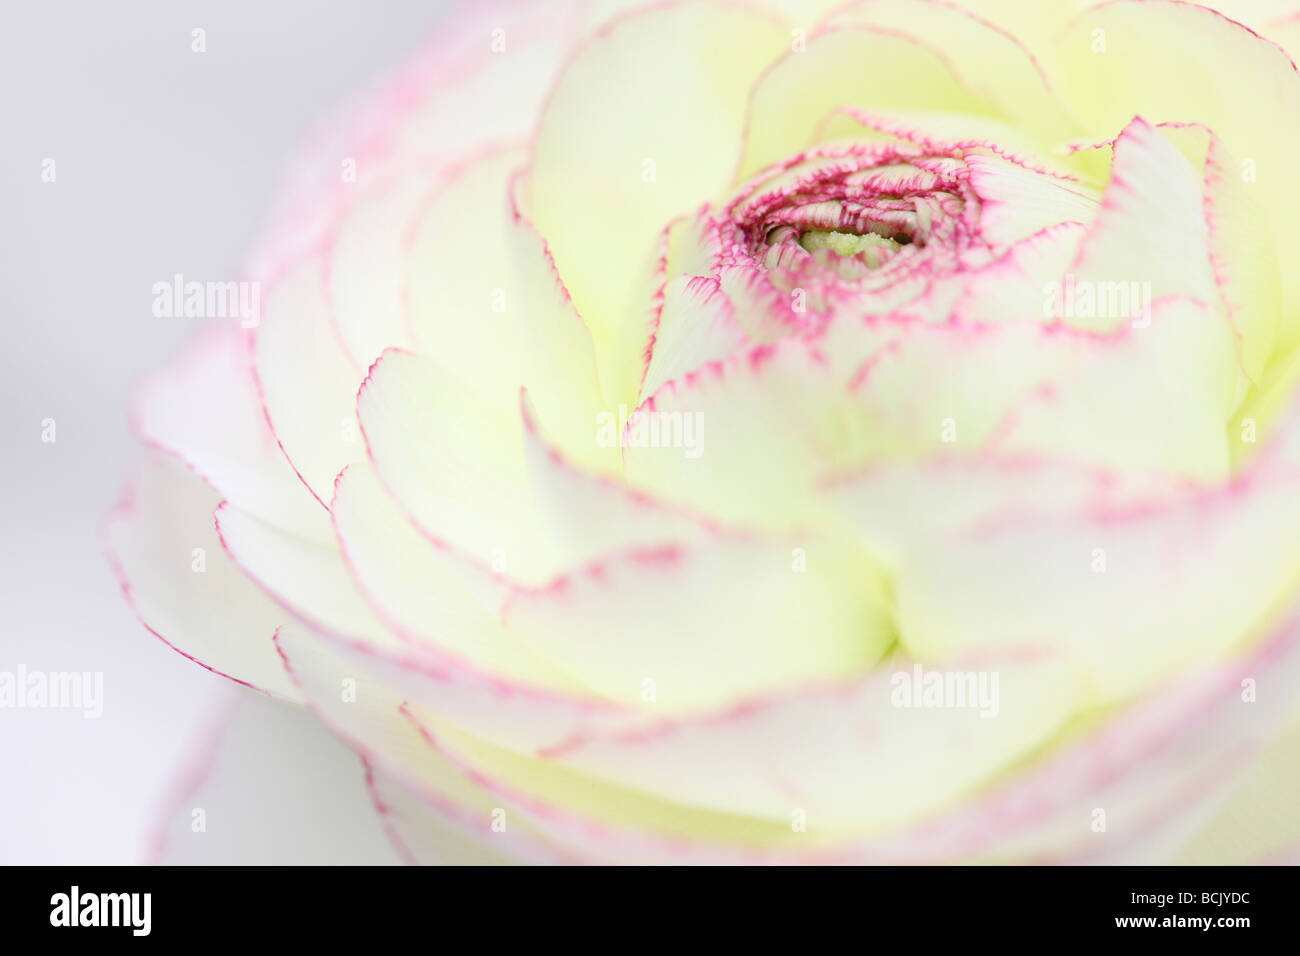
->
(112, 0, 1300, 864)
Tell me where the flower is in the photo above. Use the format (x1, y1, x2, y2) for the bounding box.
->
(111, 0, 1300, 864)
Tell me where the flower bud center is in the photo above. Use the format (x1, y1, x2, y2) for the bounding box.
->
(797, 229, 904, 258)
(720, 148, 977, 312)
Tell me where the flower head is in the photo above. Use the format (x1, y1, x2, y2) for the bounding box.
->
(114, 0, 1300, 863)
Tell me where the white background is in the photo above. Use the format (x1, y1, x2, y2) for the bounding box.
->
(0, 0, 450, 864)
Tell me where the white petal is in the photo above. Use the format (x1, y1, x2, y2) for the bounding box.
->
(107, 452, 298, 701)
(153, 690, 400, 864)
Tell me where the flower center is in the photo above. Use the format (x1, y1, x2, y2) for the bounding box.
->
(797, 229, 906, 258)
(758, 213, 920, 278)
(714, 147, 980, 317)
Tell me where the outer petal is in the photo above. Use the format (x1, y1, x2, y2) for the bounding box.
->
(213, 499, 401, 652)
(857, 606, 1300, 863)
(253, 254, 364, 504)
(356, 348, 725, 589)
(330, 461, 577, 689)
(519, 393, 714, 568)
(536, 649, 1084, 831)
(272, 625, 574, 863)
(364, 765, 530, 865)
(273, 618, 634, 758)
(133, 324, 329, 543)
(397, 713, 804, 864)
(506, 177, 617, 474)
(153, 690, 401, 865)
(832, 436, 1300, 704)
(244, 0, 594, 279)
(279, 608, 786, 866)
(502, 534, 894, 713)
(403, 148, 527, 415)
(106, 452, 299, 701)
(365, 605, 1300, 863)
(356, 348, 552, 582)
(246, 8, 614, 499)
(989, 300, 1237, 482)
(325, 166, 426, 370)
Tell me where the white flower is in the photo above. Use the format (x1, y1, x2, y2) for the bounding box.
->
(114, 0, 1300, 863)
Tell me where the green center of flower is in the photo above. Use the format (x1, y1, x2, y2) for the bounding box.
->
(797, 229, 903, 258)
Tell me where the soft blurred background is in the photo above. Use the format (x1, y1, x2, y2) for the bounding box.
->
(0, 0, 449, 864)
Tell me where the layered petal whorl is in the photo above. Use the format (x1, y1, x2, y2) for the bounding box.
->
(118, 0, 1300, 864)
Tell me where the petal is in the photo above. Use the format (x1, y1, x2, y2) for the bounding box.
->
(133, 324, 329, 543)
(370, 5, 590, 170)
(887, 611, 1300, 863)
(519, 392, 714, 568)
(506, 178, 617, 474)
(623, 340, 864, 531)
(245, 0, 589, 278)
(356, 348, 552, 582)
(401, 707, 830, 863)
(106, 451, 298, 701)
(964, 150, 1100, 248)
(538, 650, 1082, 832)
(1155, 121, 1283, 392)
(952, 221, 1088, 323)
(273, 619, 633, 758)
(990, 300, 1237, 481)
(272, 625, 574, 862)
(833, 434, 1300, 704)
(213, 498, 399, 650)
(1065, 119, 1219, 332)
(153, 690, 400, 864)
(834, 300, 1236, 482)
(405, 607, 1300, 862)
(330, 461, 579, 690)
(638, 275, 753, 403)
(325, 167, 426, 369)
(364, 764, 531, 865)
(503, 534, 894, 713)
(253, 254, 365, 502)
(825, 454, 1147, 567)
(403, 148, 527, 415)
(357, 348, 722, 589)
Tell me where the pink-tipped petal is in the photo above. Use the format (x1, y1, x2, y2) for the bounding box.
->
(106, 452, 299, 701)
